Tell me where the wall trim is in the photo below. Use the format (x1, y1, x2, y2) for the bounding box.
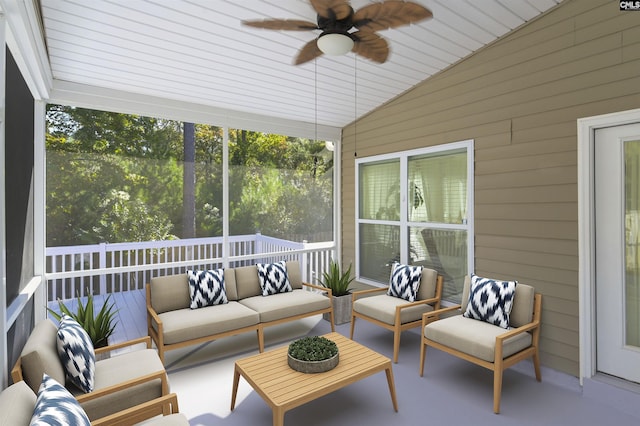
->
(577, 107, 640, 386)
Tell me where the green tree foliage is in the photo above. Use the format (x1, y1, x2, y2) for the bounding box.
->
(45, 105, 333, 247)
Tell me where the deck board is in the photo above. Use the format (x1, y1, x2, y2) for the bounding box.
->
(47, 289, 147, 345)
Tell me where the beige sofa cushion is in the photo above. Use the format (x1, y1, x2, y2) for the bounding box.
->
(71, 349, 165, 420)
(285, 260, 303, 290)
(149, 274, 190, 314)
(353, 294, 435, 325)
(19, 319, 65, 394)
(424, 315, 532, 362)
(416, 267, 438, 301)
(0, 381, 36, 426)
(239, 289, 330, 323)
(157, 302, 260, 345)
(224, 268, 239, 301)
(234, 265, 262, 299)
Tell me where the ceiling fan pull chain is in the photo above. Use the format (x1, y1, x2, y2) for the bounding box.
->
(354, 54, 357, 158)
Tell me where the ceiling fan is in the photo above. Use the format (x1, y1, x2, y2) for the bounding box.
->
(242, 0, 433, 65)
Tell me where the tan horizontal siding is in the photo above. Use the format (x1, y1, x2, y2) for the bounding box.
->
(340, 0, 640, 376)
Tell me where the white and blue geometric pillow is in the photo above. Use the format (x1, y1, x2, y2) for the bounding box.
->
(30, 374, 91, 426)
(463, 274, 517, 329)
(56, 314, 95, 393)
(387, 263, 423, 302)
(187, 269, 228, 309)
(257, 261, 292, 296)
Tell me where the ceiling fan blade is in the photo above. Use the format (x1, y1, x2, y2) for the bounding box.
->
(352, 31, 390, 63)
(294, 39, 324, 65)
(242, 19, 318, 31)
(310, 0, 353, 20)
(353, 1, 432, 32)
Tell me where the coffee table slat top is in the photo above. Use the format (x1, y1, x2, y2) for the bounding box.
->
(234, 332, 391, 409)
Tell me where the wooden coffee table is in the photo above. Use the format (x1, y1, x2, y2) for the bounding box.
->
(230, 332, 398, 426)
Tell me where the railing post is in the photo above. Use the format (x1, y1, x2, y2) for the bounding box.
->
(301, 240, 309, 283)
(255, 232, 262, 265)
(99, 242, 107, 295)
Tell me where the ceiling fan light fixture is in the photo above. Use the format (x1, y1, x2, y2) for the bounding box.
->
(317, 33, 354, 56)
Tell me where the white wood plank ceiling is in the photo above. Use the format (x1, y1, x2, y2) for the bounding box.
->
(39, 0, 562, 129)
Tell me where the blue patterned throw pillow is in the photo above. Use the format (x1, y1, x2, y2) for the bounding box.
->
(30, 374, 91, 426)
(463, 274, 517, 329)
(257, 261, 292, 296)
(187, 269, 228, 309)
(387, 263, 423, 302)
(56, 314, 95, 393)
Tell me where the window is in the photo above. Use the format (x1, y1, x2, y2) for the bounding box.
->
(356, 140, 474, 302)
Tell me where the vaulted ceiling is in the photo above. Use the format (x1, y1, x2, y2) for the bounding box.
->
(38, 0, 562, 130)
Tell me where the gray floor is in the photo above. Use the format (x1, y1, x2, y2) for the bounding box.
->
(163, 316, 640, 426)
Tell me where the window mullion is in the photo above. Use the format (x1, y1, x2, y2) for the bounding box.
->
(399, 155, 408, 264)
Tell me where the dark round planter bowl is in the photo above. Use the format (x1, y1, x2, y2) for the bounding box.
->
(287, 352, 339, 374)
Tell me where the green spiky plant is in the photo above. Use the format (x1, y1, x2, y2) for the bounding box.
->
(318, 261, 354, 297)
(48, 292, 118, 348)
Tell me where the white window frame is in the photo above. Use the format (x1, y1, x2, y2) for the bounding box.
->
(355, 140, 475, 291)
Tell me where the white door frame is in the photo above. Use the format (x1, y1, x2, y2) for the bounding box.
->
(578, 108, 640, 385)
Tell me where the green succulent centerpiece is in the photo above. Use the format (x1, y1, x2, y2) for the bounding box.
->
(287, 336, 339, 373)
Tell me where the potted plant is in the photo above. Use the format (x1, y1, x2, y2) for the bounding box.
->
(287, 336, 339, 373)
(318, 261, 355, 325)
(48, 292, 118, 349)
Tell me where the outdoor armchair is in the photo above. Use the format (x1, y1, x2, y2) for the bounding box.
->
(0, 380, 187, 426)
(350, 266, 443, 363)
(420, 275, 542, 414)
(11, 319, 171, 421)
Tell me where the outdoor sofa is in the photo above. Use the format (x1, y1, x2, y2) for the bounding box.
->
(146, 260, 335, 363)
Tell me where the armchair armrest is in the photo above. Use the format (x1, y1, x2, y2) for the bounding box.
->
(495, 319, 540, 344)
(421, 304, 462, 327)
(302, 282, 333, 298)
(146, 305, 163, 327)
(76, 370, 168, 404)
(396, 296, 440, 311)
(351, 287, 387, 302)
(11, 358, 24, 382)
(91, 393, 180, 426)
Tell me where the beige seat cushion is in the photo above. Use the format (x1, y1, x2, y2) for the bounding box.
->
(19, 319, 66, 394)
(72, 349, 165, 420)
(239, 289, 331, 323)
(353, 294, 435, 325)
(424, 315, 532, 362)
(157, 301, 259, 345)
(0, 381, 36, 426)
(146, 414, 190, 425)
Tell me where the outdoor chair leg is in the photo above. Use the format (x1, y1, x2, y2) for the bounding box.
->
(350, 316, 356, 339)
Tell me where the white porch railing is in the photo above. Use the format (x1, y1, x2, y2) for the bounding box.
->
(46, 233, 335, 302)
